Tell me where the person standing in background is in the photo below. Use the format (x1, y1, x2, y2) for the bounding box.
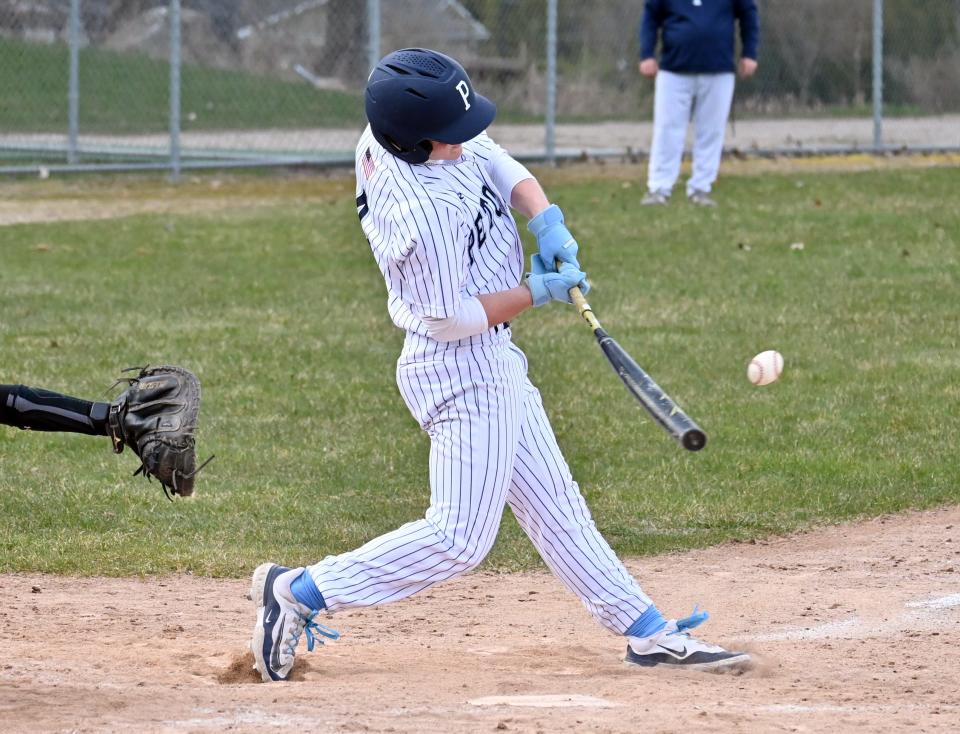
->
(638, 0, 759, 206)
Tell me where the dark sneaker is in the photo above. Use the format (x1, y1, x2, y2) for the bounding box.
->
(688, 190, 718, 207)
(250, 563, 339, 682)
(625, 609, 750, 673)
(641, 190, 670, 205)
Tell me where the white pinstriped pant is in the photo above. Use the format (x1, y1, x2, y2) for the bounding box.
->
(306, 331, 654, 634)
(647, 70, 736, 196)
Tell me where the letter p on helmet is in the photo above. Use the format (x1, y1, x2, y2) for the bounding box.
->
(455, 80, 471, 110)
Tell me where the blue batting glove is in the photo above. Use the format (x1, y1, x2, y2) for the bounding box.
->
(529, 254, 590, 293)
(527, 204, 580, 272)
(526, 255, 590, 307)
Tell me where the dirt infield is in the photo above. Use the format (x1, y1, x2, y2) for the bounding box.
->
(2, 506, 958, 733)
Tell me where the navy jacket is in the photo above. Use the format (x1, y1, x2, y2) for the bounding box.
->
(639, 0, 759, 74)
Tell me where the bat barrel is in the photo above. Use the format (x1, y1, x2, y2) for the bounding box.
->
(680, 428, 707, 452)
(595, 329, 708, 452)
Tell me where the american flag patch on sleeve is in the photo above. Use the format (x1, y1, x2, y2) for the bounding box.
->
(362, 148, 376, 179)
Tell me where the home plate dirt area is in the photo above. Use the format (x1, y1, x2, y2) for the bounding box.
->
(2, 506, 958, 733)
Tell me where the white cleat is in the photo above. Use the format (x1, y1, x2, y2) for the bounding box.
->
(624, 610, 751, 673)
(249, 563, 338, 682)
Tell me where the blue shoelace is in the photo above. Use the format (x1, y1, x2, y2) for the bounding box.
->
(675, 605, 709, 633)
(283, 610, 340, 656)
(301, 610, 340, 652)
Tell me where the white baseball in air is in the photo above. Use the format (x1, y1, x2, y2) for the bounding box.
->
(747, 350, 784, 386)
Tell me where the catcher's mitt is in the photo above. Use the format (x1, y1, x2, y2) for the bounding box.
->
(107, 365, 212, 499)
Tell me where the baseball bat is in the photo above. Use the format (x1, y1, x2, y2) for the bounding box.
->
(566, 281, 707, 452)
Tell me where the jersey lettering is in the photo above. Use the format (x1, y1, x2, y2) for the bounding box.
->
(465, 183, 508, 264)
(473, 210, 488, 250)
(481, 184, 505, 217)
(478, 198, 493, 228)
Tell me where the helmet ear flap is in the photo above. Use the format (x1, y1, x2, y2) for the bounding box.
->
(377, 131, 433, 165)
(413, 139, 434, 162)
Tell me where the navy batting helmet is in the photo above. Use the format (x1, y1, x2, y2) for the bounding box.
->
(365, 48, 496, 164)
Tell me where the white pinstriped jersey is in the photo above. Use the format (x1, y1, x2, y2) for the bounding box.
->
(300, 128, 655, 636)
(354, 126, 524, 344)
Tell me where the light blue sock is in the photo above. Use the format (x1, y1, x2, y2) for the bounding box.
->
(290, 569, 327, 611)
(625, 605, 666, 638)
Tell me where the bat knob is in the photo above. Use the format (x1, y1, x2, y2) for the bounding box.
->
(681, 430, 707, 452)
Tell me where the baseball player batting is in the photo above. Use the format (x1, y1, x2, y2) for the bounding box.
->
(249, 48, 750, 682)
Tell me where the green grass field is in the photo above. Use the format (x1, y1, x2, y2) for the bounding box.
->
(0, 38, 364, 133)
(0, 39, 544, 137)
(1, 163, 957, 576)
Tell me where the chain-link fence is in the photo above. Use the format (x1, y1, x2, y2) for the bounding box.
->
(2, 0, 959, 176)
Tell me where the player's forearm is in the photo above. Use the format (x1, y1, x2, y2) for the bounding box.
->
(510, 178, 551, 220)
(420, 290, 530, 342)
(477, 286, 533, 325)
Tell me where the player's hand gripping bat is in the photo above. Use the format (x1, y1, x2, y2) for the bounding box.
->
(565, 279, 707, 452)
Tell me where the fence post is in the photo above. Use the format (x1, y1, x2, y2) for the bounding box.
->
(545, 0, 557, 164)
(367, 0, 381, 72)
(872, 0, 884, 152)
(67, 0, 81, 164)
(169, 0, 182, 182)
